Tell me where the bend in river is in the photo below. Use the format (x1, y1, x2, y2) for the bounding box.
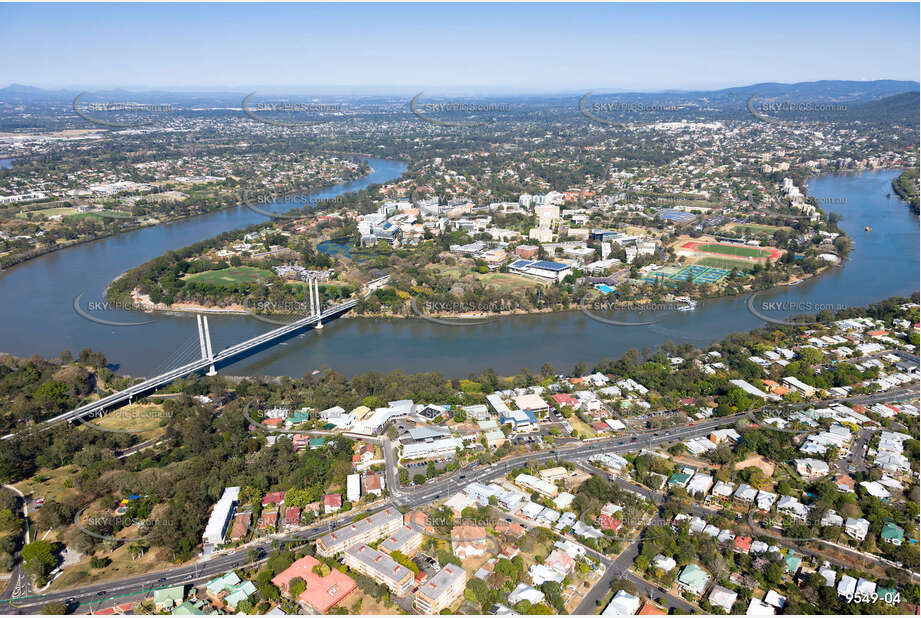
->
(0, 165, 916, 377)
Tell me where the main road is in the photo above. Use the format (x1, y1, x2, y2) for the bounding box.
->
(1, 414, 746, 614)
(3, 384, 916, 614)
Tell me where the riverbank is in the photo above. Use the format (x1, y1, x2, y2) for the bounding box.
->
(892, 168, 920, 215)
(124, 264, 827, 321)
(0, 170, 370, 272)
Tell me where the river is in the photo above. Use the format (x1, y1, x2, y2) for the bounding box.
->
(0, 165, 916, 378)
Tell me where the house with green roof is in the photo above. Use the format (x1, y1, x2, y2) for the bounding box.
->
(309, 437, 326, 449)
(668, 472, 692, 488)
(876, 586, 898, 604)
(677, 563, 710, 596)
(290, 410, 311, 424)
(171, 600, 210, 615)
(783, 552, 801, 573)
(153, 585, 186, 611)
(223, 580, 257, 610)
(205, 571, 240, 597)
(881, 522, 904, 546)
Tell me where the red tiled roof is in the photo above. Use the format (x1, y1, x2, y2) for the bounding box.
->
(638, 601, 667, 615)
(272, 555, 356, 613)
(598, 514, 622, 533)
(262, 491, 286, 506)
(323, 493, 342, 507)
(734, 535, 752, 552)
(551, 393, 580, 408)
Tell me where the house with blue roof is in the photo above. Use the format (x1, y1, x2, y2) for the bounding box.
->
(499, 408, 538, 431)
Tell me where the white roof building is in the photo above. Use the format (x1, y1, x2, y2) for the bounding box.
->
(653, 554, 677, 572)
(508, 583, 544, 606)
(756, 490, 777, 510)
(347, 474, 361, 503)
(603, 591, 640, 616)
(746, 598, 775, 615)
(837, 574, 857, 598)
(202, 486, 240, 547)
(686, 473, 714, 496)
(845, 517, 870, 541)
(709, 585, 738, 613)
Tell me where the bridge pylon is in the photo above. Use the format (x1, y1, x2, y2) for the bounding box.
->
(313, 278, 323, 329)
(197, 314, 217, 375)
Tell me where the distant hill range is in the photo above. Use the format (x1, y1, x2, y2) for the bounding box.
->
(0, 80, 917, 125)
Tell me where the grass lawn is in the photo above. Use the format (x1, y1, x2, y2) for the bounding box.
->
(49, 542, 184, 591)
(14, 466, 82, 506)
(567, 415, 597, 439)
(694, 243, 772, 258)
(16, 207, 78, 218)
(183, 266, 272, 287)
(695, 257, 757, 271)
(428, 266, 541, 292)
(477, 272, 541, 291)
(63, 211, 132, 222)
(82, 402, 168, 438)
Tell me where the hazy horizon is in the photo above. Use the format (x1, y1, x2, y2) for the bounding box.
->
(1, 3, 918, 92)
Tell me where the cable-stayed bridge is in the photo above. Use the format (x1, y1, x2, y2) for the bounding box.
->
(2, 276, 389, 440)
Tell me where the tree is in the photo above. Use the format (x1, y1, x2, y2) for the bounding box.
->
(21, 540, 57, 585)
(764, 561, 783, 585)
(288, 576, 307, 598)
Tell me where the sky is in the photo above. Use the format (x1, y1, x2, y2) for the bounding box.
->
(1, 3, 918, 93)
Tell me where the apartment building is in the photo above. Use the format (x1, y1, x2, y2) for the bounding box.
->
(315, 507, 402, 557)
(379, 524, 424, 557)
(515, 473, 559, 498)
(414, 563, 466, 614)
(343, 544, 415, 597)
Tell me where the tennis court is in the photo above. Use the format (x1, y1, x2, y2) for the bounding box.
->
(643, 264, 730, 285)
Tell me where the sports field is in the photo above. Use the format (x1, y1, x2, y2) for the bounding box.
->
(681, 241, 780, 260)
(184, 266, 272, 287)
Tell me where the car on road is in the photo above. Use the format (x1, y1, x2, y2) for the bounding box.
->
(505, 518, 512, 522)
(157, 577, 167, 583)
(96, 591, 106, 597)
